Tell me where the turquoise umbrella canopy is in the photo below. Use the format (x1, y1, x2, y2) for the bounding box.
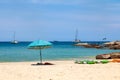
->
(28, 40, 52, 64)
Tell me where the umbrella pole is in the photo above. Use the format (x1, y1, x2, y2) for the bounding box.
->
(40, 49, 42, 64)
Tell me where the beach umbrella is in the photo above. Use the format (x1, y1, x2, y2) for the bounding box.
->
(28, 40, 52, 64)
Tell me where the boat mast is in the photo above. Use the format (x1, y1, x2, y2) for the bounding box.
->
(75, 29, 78, 42)
(13, 31, 16, 41)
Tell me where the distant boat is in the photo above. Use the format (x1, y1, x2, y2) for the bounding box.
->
(103, 38, 107, 40)
(73, 29, 89, 46)
(74, 29, 81, 42)
(11, 40, 18, 44)
(53, 41, 59, 42)
(11, 32, 18, 44)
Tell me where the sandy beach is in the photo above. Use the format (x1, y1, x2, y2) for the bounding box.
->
(0, 60, 120, 80)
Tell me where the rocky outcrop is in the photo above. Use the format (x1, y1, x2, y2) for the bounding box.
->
(84, 44, 103, 49)
(103, 41, 120, 50)
(96, 54, 111, 59)
(74, 43, 103, 49)
(74, 41, 120, 50)
(109, 45, 120, 50)
(110, 52, 120, 59)
(74, 43, 89, 46)
(96, 52, 120, 59)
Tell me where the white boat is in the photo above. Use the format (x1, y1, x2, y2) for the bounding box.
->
(11, 40, 18, 44)
(74, 29, 89, 46)
(11, 32, 18, 44)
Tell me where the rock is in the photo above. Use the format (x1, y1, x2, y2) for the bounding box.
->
(75, 43, 103, 49)
(86, 44, 103, 49)
(103, 41, 120, 50)
(83, 44, 93, 48)
(96, 54, 111, 59)
(109, 45, 120, 50)
(74, 43, 89, 46)
(96, 52, 120, 59)
(110, 52, 120, 59)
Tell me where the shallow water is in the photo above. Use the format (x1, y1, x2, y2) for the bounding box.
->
(0, 41, 120, 62)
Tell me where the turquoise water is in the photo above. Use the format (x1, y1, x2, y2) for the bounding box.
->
(0, 41, 120, 62)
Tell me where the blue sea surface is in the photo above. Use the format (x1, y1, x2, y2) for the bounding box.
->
(0, 41, 120, 62)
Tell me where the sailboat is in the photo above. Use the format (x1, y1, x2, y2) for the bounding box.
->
(74, 29, 80, 42)
(11, 32, 18, 44)
(74, 29, 89, 46)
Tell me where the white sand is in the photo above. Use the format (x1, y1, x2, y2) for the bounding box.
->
(0, 61, 120, 80)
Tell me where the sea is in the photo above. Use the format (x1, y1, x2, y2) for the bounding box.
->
(0, 41, 120, 62)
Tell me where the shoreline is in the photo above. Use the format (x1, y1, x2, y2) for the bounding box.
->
(0, 60, 120, 80)
(0, 56, 96, 63)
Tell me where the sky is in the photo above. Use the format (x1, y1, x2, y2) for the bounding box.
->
(0, 0, 120, 41)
